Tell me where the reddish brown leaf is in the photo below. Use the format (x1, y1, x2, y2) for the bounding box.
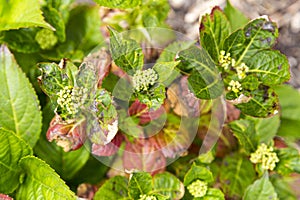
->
(92, 133, 124, 156)
(123, 138, 166, 175)
(47, 115, 86, 151)
(0, 194, 13, 200)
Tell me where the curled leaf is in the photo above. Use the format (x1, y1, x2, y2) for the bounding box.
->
(92, 133, 124, 157)
(46, 115, 86, 152)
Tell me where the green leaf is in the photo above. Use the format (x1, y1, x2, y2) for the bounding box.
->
(224, 0, 249, 31)
(128, 172, 153, 199)
(0, 128, 32, 194)
(184, 163, 214, 186)
(109, 27, 143, 75)
(246, 50, 290, 86)
(42, 6, 66, 42)
(0, 45, 42, 147)
(247, 115, 280, 143)
(219, 153, 256, 198)
(94, 0, 141, 9)
(270, 175, 297, 200)
(228, 119, 257, 154)
(0, 28, 41, 53)
(224, 18, 278, 64)
(136, 84, 166, 110)
(0, 0, 51, 31)
(277, 118, 300, 140)
(243, 173, 278, 200)
(276, 147, 300, 175)
(153, 172, 184, 199)
(235, 88, 279, 117)
(153, 61, 180, 86)
(229, 115, 280, 153)
(34, 133, 90, 180)
(178, 46, 223, 99)
(203, 188, 225, 200)
(94, 176, 129, 200)
(200, 7, 231, 61)
(16, 156, 76, 200)
(157, 41, 195, 62)
(275, 85, 300, 121)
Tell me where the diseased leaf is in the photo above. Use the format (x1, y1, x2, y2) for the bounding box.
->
(276, 147, 300, 175)
(153, 172, 184, 200)
(219, 153, 256, 198)
(128, 172, 152, 199)
(0, 45, 42, 147)
(200, 7, 231, 61)
(16, 156, 76, 200)
(0, 128, 32, 194)
(224, 17, 278, 64)
(94, 0, 141, 9)
(38, 60, 77, 99)
(235, 88, 279, 117)
(183, 163, 214, 186)
(0, 0, 51, 31)
(123, 138, 166, 174)
(224, 0, 249, 31)
(178, 46, 223, 99)
(246, 50, 290, 86)
(243, 173, 278, 200)
(94, 176, 128, 200)
(109, 28, 143, 75)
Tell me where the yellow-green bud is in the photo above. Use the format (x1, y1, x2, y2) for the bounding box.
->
(219, 50, 232, 70)
(138, 194, 157, 200)
(227, 80, 242, 93)
(250, 143, 279, 171)
(187, 179, 208, 198)
(56, 86, 88, 117)
(236, 63, 249, 79)
(35, 29, 58, 50)
(132, 68, 158, 92)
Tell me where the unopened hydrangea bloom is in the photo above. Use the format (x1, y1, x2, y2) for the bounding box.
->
(187, 179, 208, 198)
(138, 194, 157, 200)
(57, 86, 88, 116)
(250, 143, 279, 171)
(35, 29, 58, 50)
(132, 68, 158, 91)
(227, 80, 242, 93)
(219, 50, 232, 70)
(236, 63, 249, 79)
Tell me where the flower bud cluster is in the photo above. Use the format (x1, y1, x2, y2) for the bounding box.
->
(250, 143, 280, 171)
(227, 80, 242, 93)
(138, 194, 157, 200)
(132, 68, 158, 92)
(219, 50, 232, 70)
(35, 29, 58, 50)
(57, 86, 88, 116)
(236, 62, 249, 79)
(187, 179, 208, 198)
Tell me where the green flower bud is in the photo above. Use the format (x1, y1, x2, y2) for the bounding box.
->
(227, 80, 242, 93)
(250, 143, 279, 171)
(138, 194, 157, 200)
(35, 29, 58, 50)
(132, 68, 158, 92)
(187, 179, 208, 198)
